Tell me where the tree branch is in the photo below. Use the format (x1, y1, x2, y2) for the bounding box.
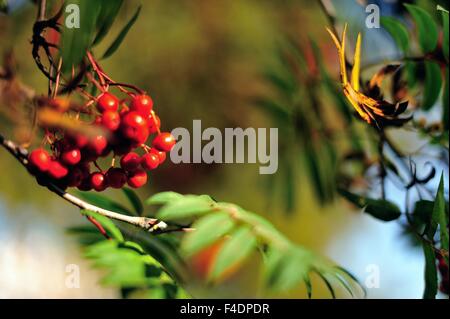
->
(0, 132, 169, 233)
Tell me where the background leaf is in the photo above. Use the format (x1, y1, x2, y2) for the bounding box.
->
(404, 4, 439, 53)
(102, 5, 141, 59)
(93, 0, 124, 46)
(181, 212, 234, 256)
(437, 5, 449, 60)
(381, 16, 409, 54)
(122, 188, 143, 216)
(422, 242, 438, 299)
(422, 61, 442, 110)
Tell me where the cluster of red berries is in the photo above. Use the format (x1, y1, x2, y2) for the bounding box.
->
(27, 92, 176, 191)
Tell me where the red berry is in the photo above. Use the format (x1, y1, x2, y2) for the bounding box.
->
(127, 169, 147, 188)
(141, 153, 159, 170)
(150, 148, 166, 164)
(147, 114, 161, 134)
(120, 152, 141, 171)
(29, 148, 51, 172)
(120, 111, 149, 144)
(152, 132, 176, 152)
(70, 133, 89, 148)
(130, 94, 153, 117)
(61, 149, 81, 166)
(77, 178, 93, 191)
(88, 135, 108, 156)
(65, 166, 85, 187)
(48, 160, 68, 179)
(101, 111, 120, 131)
(97, 92, 119, 113)
(106, 168, 127, 189)
(90, 172, 108, 192)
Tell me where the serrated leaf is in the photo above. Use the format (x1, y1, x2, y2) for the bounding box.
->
(122, 188, 143, 216)
(381, 16, 409, 53)
(422, 242, 438, 299)
(76, 191, 133, 216)
(437, 5, 449, 60)
(102, 5, 141, 59)
(146, 191, 184, 205)
(404, 4, 439, 53)
(181, 212, 234, 256)
(156, 196, 215, 221)
(61, 0, 102, 72)
(81, 210, 124, 242)
(209, 226, 257, 281)
(422, 61, 442, 110)
(93, 0, 124, 46)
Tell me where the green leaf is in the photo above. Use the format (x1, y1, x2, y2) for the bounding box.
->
(181, 212, 235, 256)
(443, 67, 449, 130)
(404, 4, 439, 53)
(434, 174, 448, 263)
(102, 5, 141, 59)
(76, 191, 133, 216)
(422, 61, 442, 110)
(156, 196, 215, 221)
(93, 0, 124, 46)
(412, 200, 435, 225)
(265, 248, 311, 291)
(437, 5, 449, 60)
(61, 0, 102, 72)
(381, 16, 410, 53)
(338, 189, 401, 221)
(422, 242, 438, 299)
(122, 188, 143, 216)
(315, 271, 336, 299)
(81, 209, 124, 242)
(253, 98, 291, 125)
(209, 226, 257, 281)
(146, 192, 184, 205)
(364, 199, 402, 222)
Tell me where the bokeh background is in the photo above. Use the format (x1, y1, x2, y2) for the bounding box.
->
(0, 0, 447, 298)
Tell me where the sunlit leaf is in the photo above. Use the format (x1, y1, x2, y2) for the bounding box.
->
(81, 209, 124, 242)
(146, 191, 184, 205)
(209, 226, 257, 281)
(156, 196, 216, 221)
(181, 212, 234, 256)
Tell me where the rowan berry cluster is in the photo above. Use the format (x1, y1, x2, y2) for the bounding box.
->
(27, 91, 176, 191)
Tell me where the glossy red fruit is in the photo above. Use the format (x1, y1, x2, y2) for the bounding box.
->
(101, 111, 120, 131)
(48, 160, 68, 179)
(61, 149, 81, 166)
(127, 169, 147, 188)
(120, 152, 141, 171)
(89, 135, 108, 156)
(106, 168, 127, 189)
(90, 172, 108, 192)
(29, 148, 51, 172)
(150, 148, 166, 164)
(70, 133, 89, 149)
(97, 92, 119, 113)
(147, 114, 161, 134)
(152, 132, 176, 152)
(130, 94, 153, 117)
(120, 111, 149, 144)
(141, 153, 159, 170)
